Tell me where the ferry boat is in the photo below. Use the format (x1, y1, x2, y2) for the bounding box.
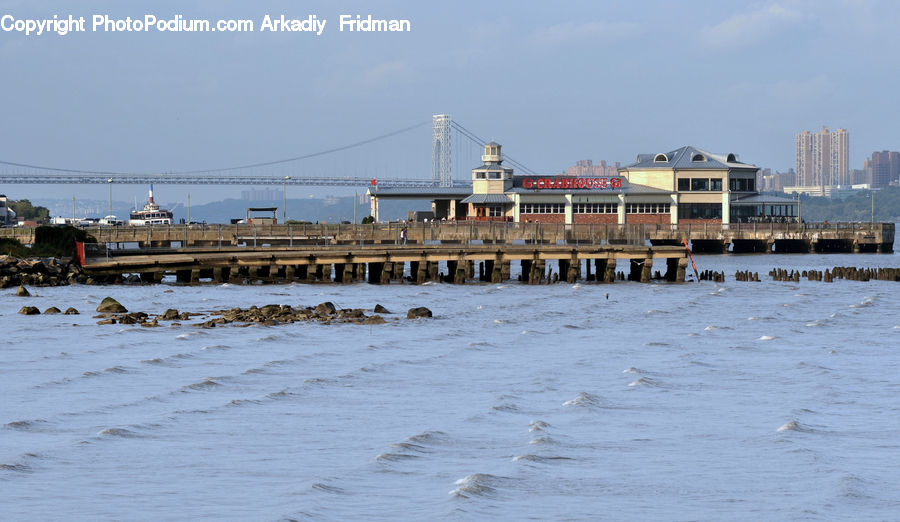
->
(129, 185, 173, 226)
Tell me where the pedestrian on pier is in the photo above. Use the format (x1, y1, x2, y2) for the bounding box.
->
(401, 225, 408, 246)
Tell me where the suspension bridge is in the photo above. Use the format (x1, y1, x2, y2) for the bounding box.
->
(0, 115, 534, 188)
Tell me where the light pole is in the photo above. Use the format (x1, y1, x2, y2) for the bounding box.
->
(187, 193, 191, 224)
(283, 176, 290, 223)
(870, 191, 875, 226)
(107, 178, 113, 221)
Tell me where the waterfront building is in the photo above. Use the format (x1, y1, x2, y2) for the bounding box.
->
(368, 143, 797, 224)
(0, 194, 13, 226)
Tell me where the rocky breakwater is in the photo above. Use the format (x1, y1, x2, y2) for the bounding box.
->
(0, 255, 87, 288)
(17, 293, 434, 328)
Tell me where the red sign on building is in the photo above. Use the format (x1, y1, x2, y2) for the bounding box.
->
(517, 176, 623, 190)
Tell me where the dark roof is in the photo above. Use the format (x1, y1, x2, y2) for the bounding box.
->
(624, 146, 757, 170)
(485, 141, 501, 147)
(731, 194, 798, 205)
(472, 163, 513, 171)
(461, 194, 513, 204)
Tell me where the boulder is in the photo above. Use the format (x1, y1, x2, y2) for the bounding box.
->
(18, 306, 40, 315)
(160, 309, 180, 320)
(44, 307, 61, 314)
(96, 297, 127, 313)
(364, 315, 387, 325)
(96, 318, 116, 325)
(16, 285, 30, 297)
(406, 306, 433, 319)
(63, 307, 80, 315)
(374, 304, 391, 314)
(315, 302, 336, 315)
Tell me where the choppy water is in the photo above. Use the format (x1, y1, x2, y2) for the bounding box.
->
(2, 252, 899, 520)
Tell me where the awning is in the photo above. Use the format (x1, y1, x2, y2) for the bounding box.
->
(461, 194, 513, 204)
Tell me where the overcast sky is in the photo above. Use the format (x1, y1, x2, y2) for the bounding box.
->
(2, 0, 900, 204)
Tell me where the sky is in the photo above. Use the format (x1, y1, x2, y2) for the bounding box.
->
(2, 0, 900, 205)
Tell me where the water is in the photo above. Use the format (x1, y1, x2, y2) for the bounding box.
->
(2, 252, 899, 520)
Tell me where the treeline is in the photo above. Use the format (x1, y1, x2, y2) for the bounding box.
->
(8, 199, 51, 223)
(791, 186, 900, 222)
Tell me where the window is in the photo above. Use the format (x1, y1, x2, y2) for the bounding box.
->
(573, 203, 618, 214)
(626, 203, 671, 214)
(520, 203, 564, 214)
(654, 153, 669, 163)
(475, 172, 486, 179)
(678, 203, 722, 219)
(691, 154, 706, 162)
(710, 179, 723, 191)
(488, 171, 501, 179)
(691, 178, 710, 191)
(726, 153, 737, 162)
(729, 178, 755, 191)
(488, 205, 503, 217)
(677, 178, 690, 191)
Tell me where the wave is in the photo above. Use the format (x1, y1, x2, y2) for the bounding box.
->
(375, 452, 420, 463)
(183, 378, 221, 391)
(563, 392, 601, 407)
(628, 377, 657, 387)
(4, 419, 49, 431)
(176, 331, 208, 340)
(512, 454, 574, 463)
(202, 345, 231, 351)
(407, 430, 448, 444)
(758, 335, 777, 341)
(776, 420, 813, 433)
(449, 473, 511, 499)
(491, 403, 519, 413)
(529, 436, 554, 445)
(529, 420, 550, 432)
(98, 427, 142, 438)
(623, 367, 643, 374)
(311, 482, 346, 495)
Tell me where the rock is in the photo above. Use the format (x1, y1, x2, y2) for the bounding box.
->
(44, 307, 61, 314)
(374, 304, 390, 314)
(160, 309, 180, 320)
(407, 306, 433, 319)
(63, 307, 80, 315)
(364, 315, 387, 325)
(16, 285, 30, 297)
(97, 318, 116, 325)
(315, 302, 336, 315)
(18, 306, 40, 315)
(96, 296, 127, 313)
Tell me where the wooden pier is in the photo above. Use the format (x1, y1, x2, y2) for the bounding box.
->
(77, 243, 690, 285)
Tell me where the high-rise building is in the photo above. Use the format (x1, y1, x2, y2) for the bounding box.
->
(868, 150, 900, 188)
(566, 159, 620, 177)
(795, 126, 849, 187)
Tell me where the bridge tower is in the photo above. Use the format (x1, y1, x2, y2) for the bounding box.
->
(432, 114, 452, 187)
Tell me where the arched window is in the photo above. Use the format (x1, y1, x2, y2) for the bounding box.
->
(654, 153, 668, 163)
(726, 153, 737, 162)
(691, 154, 706, 162)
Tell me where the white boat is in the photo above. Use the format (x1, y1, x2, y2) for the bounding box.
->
(129, 185, 173, 226)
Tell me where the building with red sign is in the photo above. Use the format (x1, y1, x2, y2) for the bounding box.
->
(368, 142, 797, 224)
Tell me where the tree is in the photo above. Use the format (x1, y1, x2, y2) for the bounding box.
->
(361, 215, 375, 224)
(10, 199, 50, 223)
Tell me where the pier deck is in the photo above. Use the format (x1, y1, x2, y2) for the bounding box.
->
(79, 243, 690, 285)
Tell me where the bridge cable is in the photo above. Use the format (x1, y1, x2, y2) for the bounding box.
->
(0, 120, 429, 176)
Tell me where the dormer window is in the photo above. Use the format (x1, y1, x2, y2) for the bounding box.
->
(654, 153, 668, 163)
(691, 153, 706, 162)
(726, 153, 737, 162)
